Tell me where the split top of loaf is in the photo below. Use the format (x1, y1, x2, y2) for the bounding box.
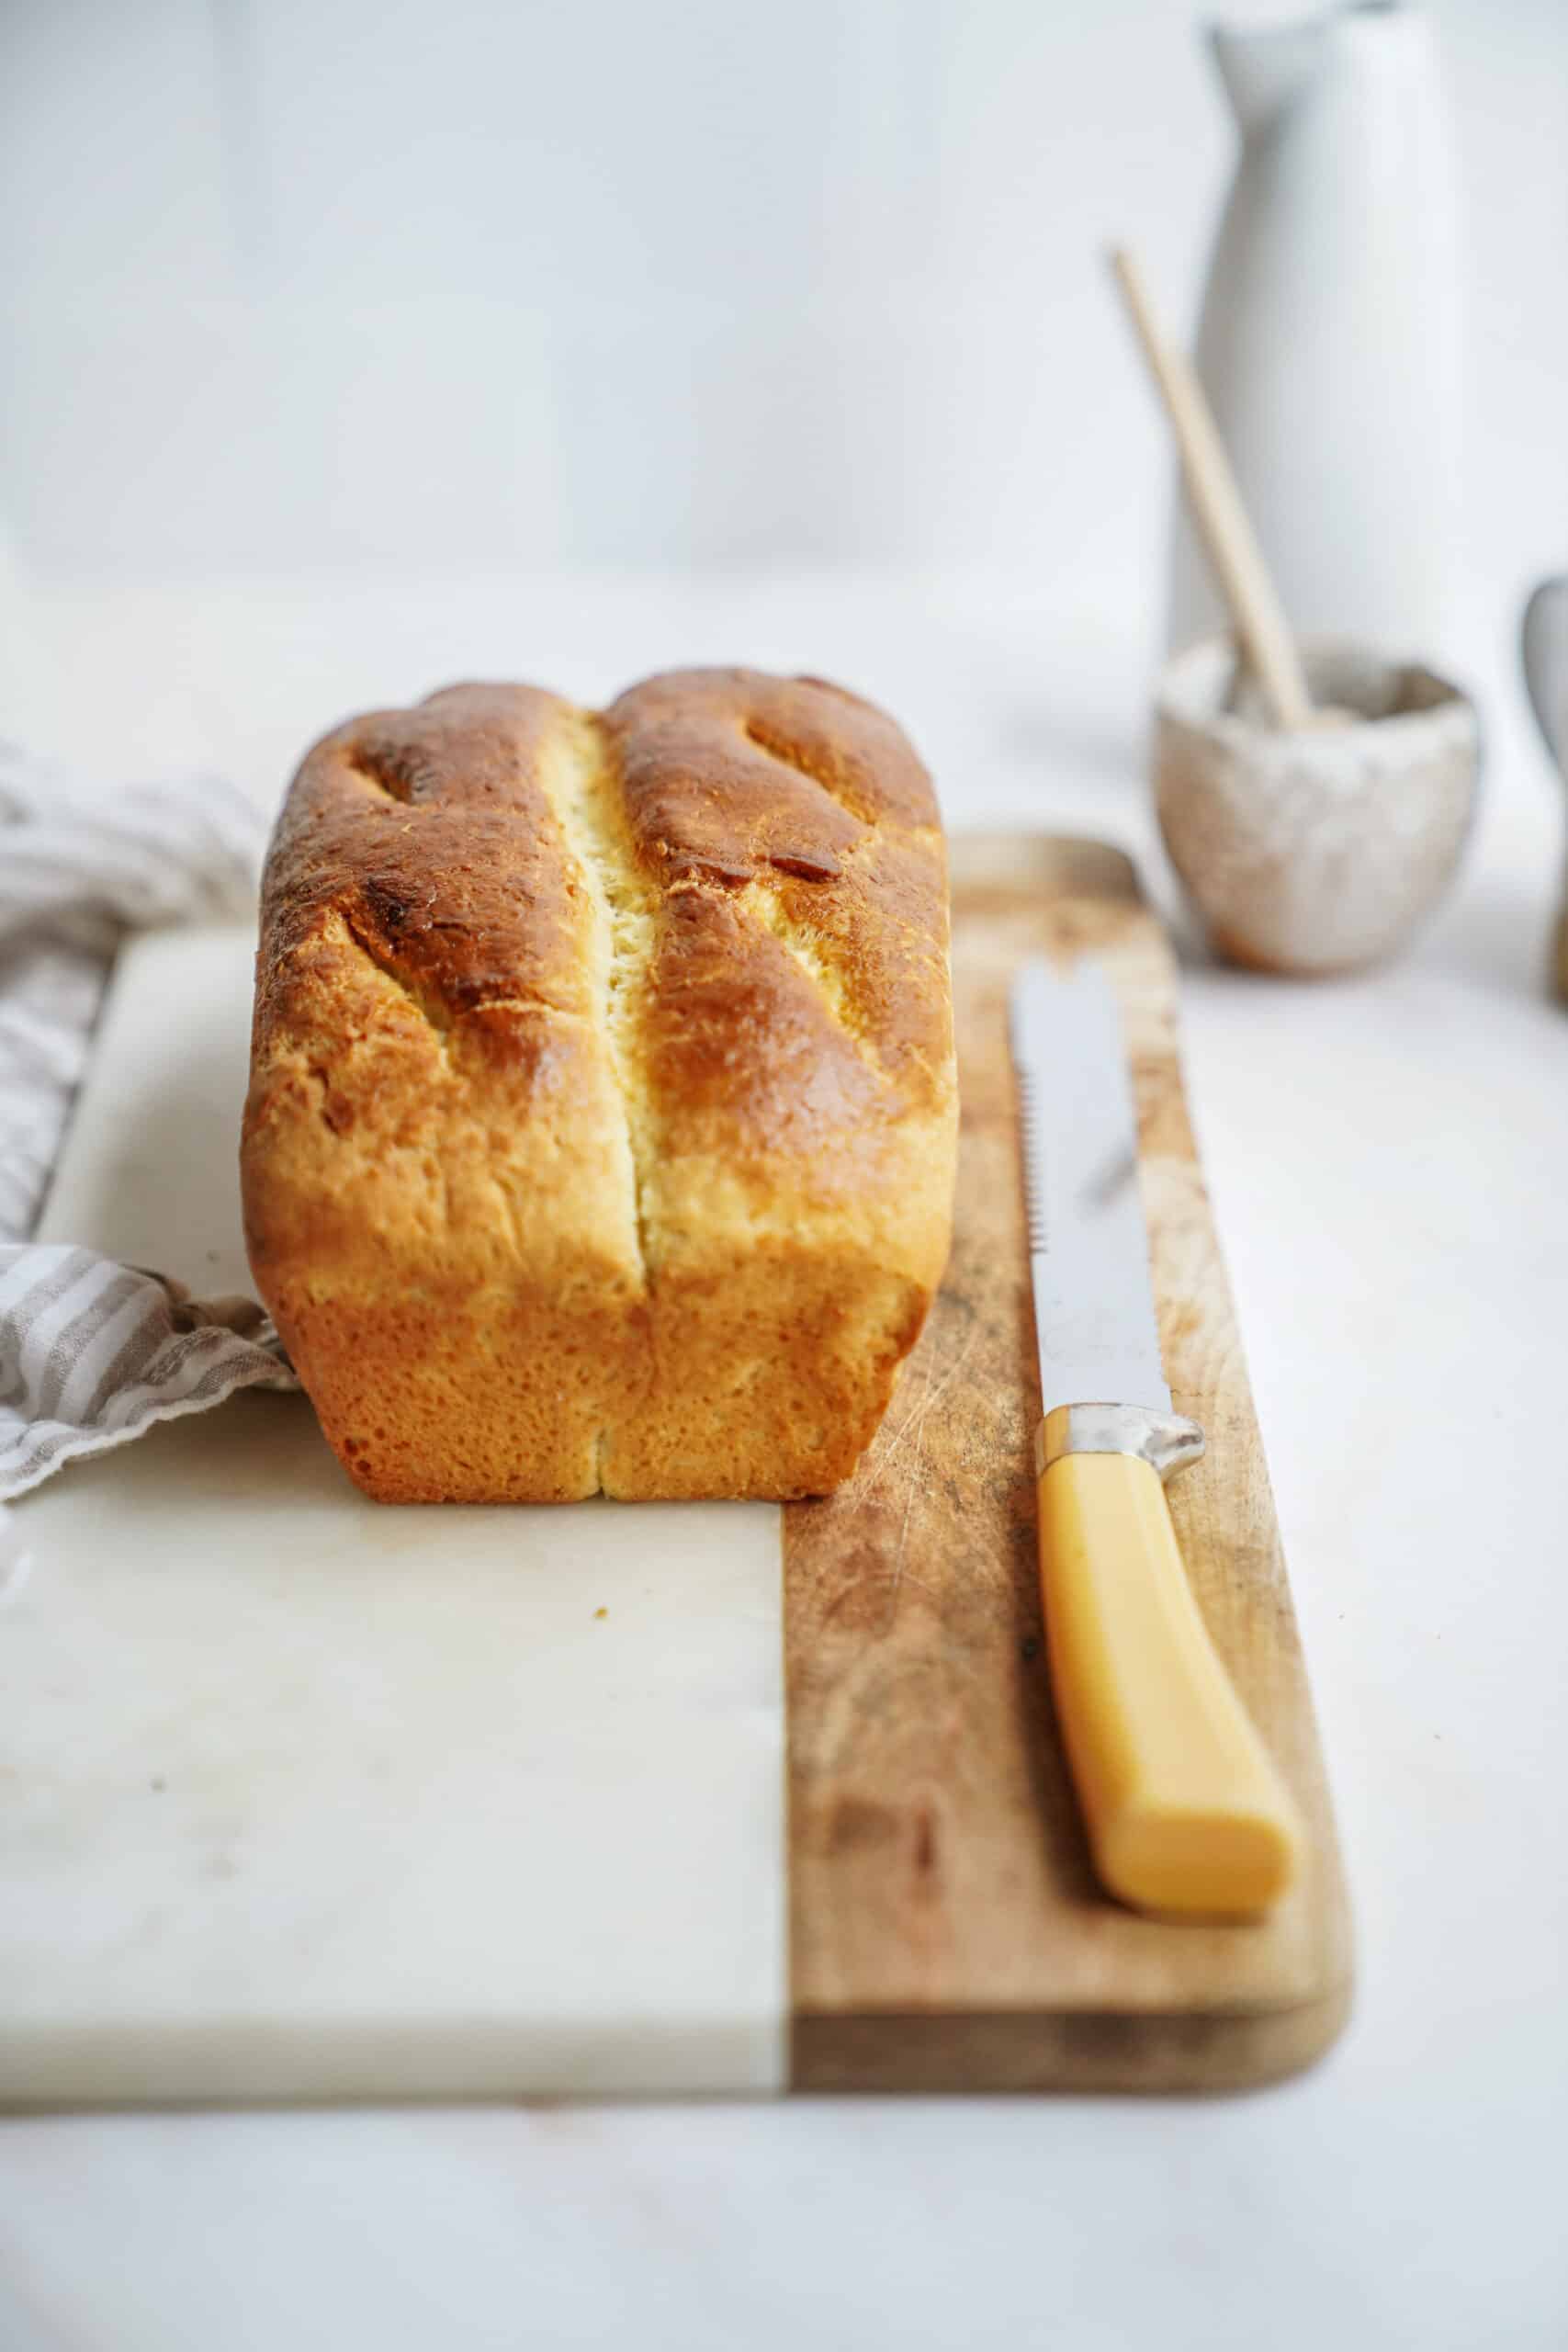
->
(242, 668, 958, 1503)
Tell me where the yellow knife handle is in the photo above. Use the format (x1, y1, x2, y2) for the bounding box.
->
(1037, 1446, 1303, 1917)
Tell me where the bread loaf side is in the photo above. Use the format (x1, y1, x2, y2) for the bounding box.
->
(242, 668, 957, 1501)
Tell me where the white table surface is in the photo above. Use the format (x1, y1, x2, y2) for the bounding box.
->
(3, 566, 1566, 2350)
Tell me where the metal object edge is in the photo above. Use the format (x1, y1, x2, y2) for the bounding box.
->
(1035, 1403, 1207, 1482)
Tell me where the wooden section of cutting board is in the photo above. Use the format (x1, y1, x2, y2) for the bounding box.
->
(786, 834, 1352, 2093)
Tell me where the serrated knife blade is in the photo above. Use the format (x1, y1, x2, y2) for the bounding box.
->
(1009, 957, 1170, 1418)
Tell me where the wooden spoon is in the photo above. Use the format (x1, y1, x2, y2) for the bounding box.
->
(1111, 245, 1350, 731)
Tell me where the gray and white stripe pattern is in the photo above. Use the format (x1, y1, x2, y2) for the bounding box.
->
(1, 743, 298, 1508)
(1, 740, 266, 1238)
(0, 1247, 296, 1501)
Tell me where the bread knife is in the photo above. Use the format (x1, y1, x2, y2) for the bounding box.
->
(1010, 957, 1303, 1917)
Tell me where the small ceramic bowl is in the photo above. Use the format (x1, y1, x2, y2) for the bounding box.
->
(1154, 637, 1481, 976)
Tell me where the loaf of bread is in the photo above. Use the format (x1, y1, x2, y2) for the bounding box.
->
(242, 668, 957, 1502)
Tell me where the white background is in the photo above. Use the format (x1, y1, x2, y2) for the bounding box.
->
(1, 0, 1565, 619)
(2, 3, 1567, 2346)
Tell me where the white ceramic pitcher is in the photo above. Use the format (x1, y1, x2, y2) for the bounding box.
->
(1170, 5, 1461, 659)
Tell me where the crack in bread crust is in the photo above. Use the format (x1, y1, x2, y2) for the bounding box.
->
(337, 910, 455, 1039)
(531, 711, 661, 1485)
(739, 712, 886, 828)
(742, 878, 874, 1060)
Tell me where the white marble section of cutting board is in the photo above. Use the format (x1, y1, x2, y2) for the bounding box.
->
(0, 930, 786, 2103)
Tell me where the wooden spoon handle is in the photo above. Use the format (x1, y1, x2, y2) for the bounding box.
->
(1110, 244, 1314, 731)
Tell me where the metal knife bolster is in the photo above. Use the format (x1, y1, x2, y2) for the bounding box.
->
(1034, 1402, 1206, 1483)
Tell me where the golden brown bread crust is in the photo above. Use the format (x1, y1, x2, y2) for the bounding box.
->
(242, 668, 957, 1501)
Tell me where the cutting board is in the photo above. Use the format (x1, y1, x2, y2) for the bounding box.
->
(1, 934, 786, 2104)
(0, 833, 1348, 2104)
(788, 835, 1350, 2090)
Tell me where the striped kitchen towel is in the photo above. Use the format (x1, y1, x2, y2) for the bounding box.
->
(0, 1249, 296, 1501)
(0, 742, 298, 1510)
